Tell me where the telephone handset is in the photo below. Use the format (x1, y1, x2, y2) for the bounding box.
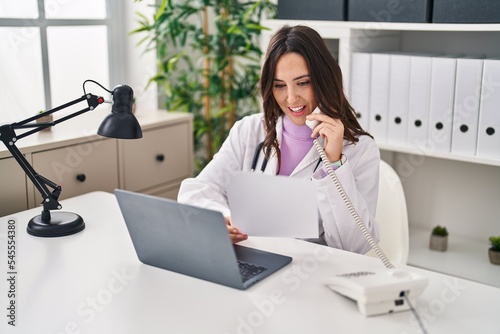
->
(308, 107, 428, 326)
(305, 107, 323, 130)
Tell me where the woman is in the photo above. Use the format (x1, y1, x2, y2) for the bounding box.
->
(178, 25, 380, 254)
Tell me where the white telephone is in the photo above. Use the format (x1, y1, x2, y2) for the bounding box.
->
(322, 269, 428, 316)
(305, 107, 322, 130)
(307, 107, 428, 318)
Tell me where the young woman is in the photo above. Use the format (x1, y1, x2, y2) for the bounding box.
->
(178, 25, 380, 254)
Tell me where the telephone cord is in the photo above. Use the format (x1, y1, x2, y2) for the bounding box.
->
(313, 138, 428, 333)
(313, 139, 393, 269)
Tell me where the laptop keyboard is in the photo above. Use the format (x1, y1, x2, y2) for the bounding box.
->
(237, 261, 268, 282)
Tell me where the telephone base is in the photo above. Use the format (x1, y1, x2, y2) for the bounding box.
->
(323, 268, 428, 317)
(355, 295, 415, 316)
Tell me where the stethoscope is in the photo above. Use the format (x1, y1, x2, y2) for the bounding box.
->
(251, 141, 268, 172)
(251, 141, 322, 173)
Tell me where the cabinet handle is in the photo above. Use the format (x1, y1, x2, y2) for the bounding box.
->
(76, 174, 86, 182)
(156, 154, 165, 162)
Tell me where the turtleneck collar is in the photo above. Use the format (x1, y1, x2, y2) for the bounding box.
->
(282, 115, 313, 139)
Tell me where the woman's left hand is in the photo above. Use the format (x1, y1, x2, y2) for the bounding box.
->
(306, 112, 344, 162)
(224, 216, 248, 243)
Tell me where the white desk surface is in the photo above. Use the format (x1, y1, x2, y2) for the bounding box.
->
(1, 192, 498, 334)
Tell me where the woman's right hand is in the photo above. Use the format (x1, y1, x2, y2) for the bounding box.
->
(224, 216, 248, 243)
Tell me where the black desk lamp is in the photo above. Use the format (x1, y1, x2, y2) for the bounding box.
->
(0, 80, 143, 237)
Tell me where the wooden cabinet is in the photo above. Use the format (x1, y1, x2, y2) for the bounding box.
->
(120, 120, 191, 198)
(0, 110, 193, 216)
(0, 157, 28, 216)
(31, 139, 119, 203)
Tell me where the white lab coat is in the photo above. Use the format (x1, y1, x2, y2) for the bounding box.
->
(178, 113, 380, 254)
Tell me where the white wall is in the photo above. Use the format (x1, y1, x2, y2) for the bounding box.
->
(122, 0, 158, 112)
(382, 151, 500, 243)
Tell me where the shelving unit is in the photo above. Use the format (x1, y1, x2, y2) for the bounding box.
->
(262, 19, 500, 287)
(262, 20, 500, 99)
(409, 225, 500, 288)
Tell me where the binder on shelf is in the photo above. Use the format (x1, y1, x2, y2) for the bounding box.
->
(348, 0, 432, 23)
(432, 0, 500, 23)
(387, 53, 411, 147)
(350, 52, 371, 131)
(277, 0, 346, 21)
(369, 53, 391, 143)
(477, 58, 500, 159)
(451, 57, 484, 156)
(428, 55, 459, 154)
(407, 55, 432, 150)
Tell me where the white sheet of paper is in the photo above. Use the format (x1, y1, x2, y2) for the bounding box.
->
(227, 172, 318, 238)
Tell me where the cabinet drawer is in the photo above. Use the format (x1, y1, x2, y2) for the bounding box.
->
(32, 139, 118, 203)
(0, 157, 28, 216)
(122, 122, 191, 191)
(142, 182, 181, 201)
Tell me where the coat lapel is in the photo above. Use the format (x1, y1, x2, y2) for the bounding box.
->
(289, 136, 324, 176)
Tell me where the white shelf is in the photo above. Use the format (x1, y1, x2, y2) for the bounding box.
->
(351, 22, 500, 32)
(378, 143, 500, 167)
(408, 225, 500, 288)
(263, 19, 500, 32)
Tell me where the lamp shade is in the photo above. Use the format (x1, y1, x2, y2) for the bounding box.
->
(97, 85, 143, 139)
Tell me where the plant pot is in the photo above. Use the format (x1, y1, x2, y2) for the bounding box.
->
(430, 234, 448, 251)
(489, 248, 500, 265)
(36, 114, 53, 131)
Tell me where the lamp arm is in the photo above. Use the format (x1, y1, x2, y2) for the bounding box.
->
(13, 94, 103, 140)
(0, 93, 104, 220)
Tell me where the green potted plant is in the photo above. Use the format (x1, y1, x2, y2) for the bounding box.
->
(488, 236, 500, 265)
(430, 225, 448, 251)
(132, 0, 276, 173)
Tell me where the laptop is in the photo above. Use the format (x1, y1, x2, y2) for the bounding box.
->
(114, 189, 292, 290)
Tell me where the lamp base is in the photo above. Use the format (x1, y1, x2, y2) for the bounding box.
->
(27, 212, 85, 237)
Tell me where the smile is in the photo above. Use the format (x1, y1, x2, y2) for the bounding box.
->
(289, 106, 305, 113)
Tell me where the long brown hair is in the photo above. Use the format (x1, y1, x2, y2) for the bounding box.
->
(259, 25, 371, 167)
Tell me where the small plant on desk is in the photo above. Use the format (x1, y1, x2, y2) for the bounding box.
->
(430, 225, 448, 251)
(36, 110, 53, 131)
(488, 236, 500, 265)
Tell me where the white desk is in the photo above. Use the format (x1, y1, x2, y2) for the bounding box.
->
(1, 192, 498, 334)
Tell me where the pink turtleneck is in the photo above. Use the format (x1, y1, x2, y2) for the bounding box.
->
(278, 116, 314, 176)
